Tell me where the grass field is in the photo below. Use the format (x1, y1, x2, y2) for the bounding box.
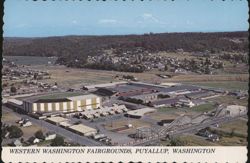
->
(37, 140, 52, 146)
(207, 119, 248, 146)
(217, 136, 247, 146)
(157, 107, 177, 113)
(148, 112, 178, 121)
(161, 134, 218, 146)
(191, 103, 216, 112)
(165, 74, 248, 83)
(219, 119, 248, 136)
(183, 81, 248, 91)
(209, 95, 248, 106)
(28, 65, 165, 88)
(4, 56, 57, 65)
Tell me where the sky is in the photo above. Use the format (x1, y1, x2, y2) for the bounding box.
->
(3, 0, 249, 37)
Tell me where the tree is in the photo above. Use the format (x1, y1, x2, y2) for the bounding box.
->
(164, 64, 168, 71)
(51, 135, 64, 146)
(204, 65, 211, 74)
(35, 130, 45, 140)
(7, 125, 23, 138)
(169, 137, 187, 146)
(10, 86, 17, 93)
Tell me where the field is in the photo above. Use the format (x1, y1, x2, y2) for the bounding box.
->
(161, 134, 218, 146)
(191, 103, 216, 112)
(148, 112, 178, 121)
(183, 81, 248, 91)
(2, 109, 48, 141)
(104, 119, 151, 134)
(4, 56, 57, 65)
(21, 124, 45, 140)
(164, 74, 248, 83)
(2, 110, 20, 124)
(218, 119, 248, 137)
(20, 61, 248, 90)
(217, 136, 247, 146)
(208, 95, 248, 106)
(206, 119, 248, 146)
(157, 107, 177, 113)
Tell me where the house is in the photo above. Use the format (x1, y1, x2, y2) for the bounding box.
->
(28, 137, 40, 144)
(21, 121, 32, 127)
(45, 132, 56, 141)
(178, 98, 195, 107)
(208, 135, 220, 142)
(4, 132, 10, 138)
(13, 139, 22, 147)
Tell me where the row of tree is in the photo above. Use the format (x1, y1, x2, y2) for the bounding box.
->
(3, 32, 248, 69)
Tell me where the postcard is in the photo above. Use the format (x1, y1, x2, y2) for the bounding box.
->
(1, 0, 248, 162)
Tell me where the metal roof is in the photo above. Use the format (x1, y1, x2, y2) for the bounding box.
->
(69, 124, 97, 134)
(126, 108, 156, 117)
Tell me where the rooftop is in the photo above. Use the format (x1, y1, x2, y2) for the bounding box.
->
(151, 98, 179, 106)
(7, 99, 23, 105)
(69, 124, 97, 134)
(126, 107, 156, 117)
(46, 116, 69, 123)
(22, 92, 98, 103)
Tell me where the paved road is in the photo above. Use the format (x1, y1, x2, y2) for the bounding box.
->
(2, 106, 103, 146)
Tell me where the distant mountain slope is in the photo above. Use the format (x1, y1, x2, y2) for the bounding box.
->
(3, 32, 248, 66)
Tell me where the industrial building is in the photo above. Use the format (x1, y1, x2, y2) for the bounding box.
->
(21, 93, 101, 113)
(68, 124, 97, 136)
(96, 82, 201, 98)
(81, 104, 128, 120)
(125, 108, 156, 118)
(6, 99, 23, 110)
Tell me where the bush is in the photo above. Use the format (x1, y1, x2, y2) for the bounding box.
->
(169, 137, 187, 146)
(35, 130, 45, 140)
(10, 86, 17, 93)
(51, 135, 64, 146)
(7, 125, 23, 138)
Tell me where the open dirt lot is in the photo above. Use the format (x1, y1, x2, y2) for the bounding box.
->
(21, 124, 45, 140)
(2, 111, 20, 124)
(29, 65, 164, 88)
(148, 112, 178, 121)
(28, 64, 248, 89)
(2, 109, 48, 140)
(104, 119, 151, 134)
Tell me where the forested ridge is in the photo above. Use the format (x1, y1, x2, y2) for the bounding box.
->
(3, 31, 248, 66)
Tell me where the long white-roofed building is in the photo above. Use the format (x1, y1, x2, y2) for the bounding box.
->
(21, 92, 101, 113)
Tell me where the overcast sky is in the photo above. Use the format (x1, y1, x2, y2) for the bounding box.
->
(3, 0, 249, 37)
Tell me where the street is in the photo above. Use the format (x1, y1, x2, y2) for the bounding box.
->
(2, 105, 103, 146)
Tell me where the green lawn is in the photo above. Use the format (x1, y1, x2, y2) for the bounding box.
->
(219, 119, 248, 137)
(191, 103, 215, 112)
(37, 140, 52, 146)
(161, 135, 218, 146)
(184, 81, 248, 91)
(157, 107, 177, 113)
(209, 95, 248, 106)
